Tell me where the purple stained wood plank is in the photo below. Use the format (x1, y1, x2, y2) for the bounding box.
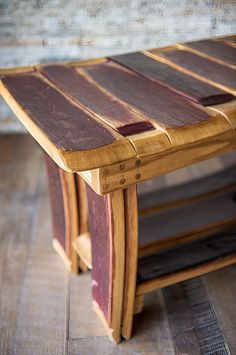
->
(44, 153, 66, 249)
(86, 185, 112, 322)
(186, 39, 236, 66)
(81, 61, 210, 128)
(155, 48, 236, 91)
(40, 64, 154, 136)
(2, 74, 116, 151)
(110, 52, 234, 106)
(224, 36, 236, 45)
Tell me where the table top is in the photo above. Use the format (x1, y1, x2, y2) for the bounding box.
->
(0, 35, 236, 193)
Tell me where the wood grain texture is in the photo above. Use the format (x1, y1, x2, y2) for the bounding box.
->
(86, 186, 111, 321)
(44, 153, 66, 249)
(59, 169, 79, 273)
(40, 64, 154, 136)
(0, 135, 67, 355)
(139, 188, 236, 252)
(76, 174, 89, 235)
(111, 52, 234, 106)
(138, 164, 236, 214)
(138, 228, 236, 283)
(1, 73, 116, 151)
(0, 72, 137, 172)
(94, 129, 236, 195)
(45, 153, 79, 272)
(1, 135, 236, 350)
(186, 39, 236, 66)
(205, 266, 236, 354)
(152, 48, 236, 92)
(81, 61, 210, 128)
(163, 278, 230, 355)
(86, 186, 125, 342)
(121, 186, 138, 340)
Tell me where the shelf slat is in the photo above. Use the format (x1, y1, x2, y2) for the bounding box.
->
(139, 188, 236, 256)
(137, 228, 236, 295)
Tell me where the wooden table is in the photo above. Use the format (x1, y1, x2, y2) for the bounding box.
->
(1, 35, 236, 343)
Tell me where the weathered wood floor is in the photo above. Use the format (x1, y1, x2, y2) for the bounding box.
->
(0, 134, 236, 355)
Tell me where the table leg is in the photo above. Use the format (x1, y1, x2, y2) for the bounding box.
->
(86, 185, 138, 342)
(45, 153, 88, 273)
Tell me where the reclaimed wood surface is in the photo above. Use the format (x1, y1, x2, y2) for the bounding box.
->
(1, 35, 236, 178)
(138, 188, 236, 255)
(1, 74, 116, 151)
(137, 228, 236, 283)
(45, 153, 66, 250)
(86, 186, 125, 342)
(150, 48, 236, 92)
(1, 135, 236, 353)
(185, 39, 236, 66)
(122, 186, 138, 340)
(138, 164, 236, 215)
(82, 61, 210, 128)
(111, 52, 234, 105)
(40, 64, 154, 136)
(0, 73, 136, 172)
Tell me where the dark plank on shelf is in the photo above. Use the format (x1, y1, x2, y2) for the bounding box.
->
(111, 52, 234, 106)
(40, 64, 154, 136)
(138, 164, 236, 213)
(1, 74, 116, 151)
(137, 228, 236, 283)
(152, 48, 236, 91)
(81, 61, 210, 128)
(138, 189, 236, 250)
(186, 39, 236, 66)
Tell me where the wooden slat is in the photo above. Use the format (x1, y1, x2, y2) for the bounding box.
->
(205, 266, 236, 354)
(138, 164, 236, 215)
(40, 64, 154, 136)
(150, 48, 236, 93)
(221, 35, 236, 44)
(45, 154, 66, 250)
(86, 187, 111, 320)
(185, 39, 236, 66)
(45, 153, 79, 272)
(76, 174, 89, 235)
(1, 73, 116, 151)
(73, 233, 92, 269)
(138, 189, 236, 255)
(111, 52, 234, 106)
(79, 61, 210, 128)
(59, 168, 79, 273)
(86, 186, 125, 343)
(121, 186, 138, 340)
(0, 73, 136, 172)
(163, 278, 230, 355)
(137, 228, 236, 284)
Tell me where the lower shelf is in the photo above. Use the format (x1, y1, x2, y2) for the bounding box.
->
(138, 188, 236, 256)
(137, 227, 236, 295)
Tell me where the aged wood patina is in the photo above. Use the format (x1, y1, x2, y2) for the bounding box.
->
(0, 35, 236, 343)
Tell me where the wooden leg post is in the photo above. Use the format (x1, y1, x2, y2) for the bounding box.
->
(45, 153, 89, 273)
(86, 184, 138, 342)
(122, 186, 139, 339)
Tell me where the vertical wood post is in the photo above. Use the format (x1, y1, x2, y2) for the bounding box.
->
(45, 153, 88, 273)
(86, 184, 138, 342)
(122, 185, 139, 339)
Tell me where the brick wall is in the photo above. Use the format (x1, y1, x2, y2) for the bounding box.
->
(0, 0, 235, 131)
